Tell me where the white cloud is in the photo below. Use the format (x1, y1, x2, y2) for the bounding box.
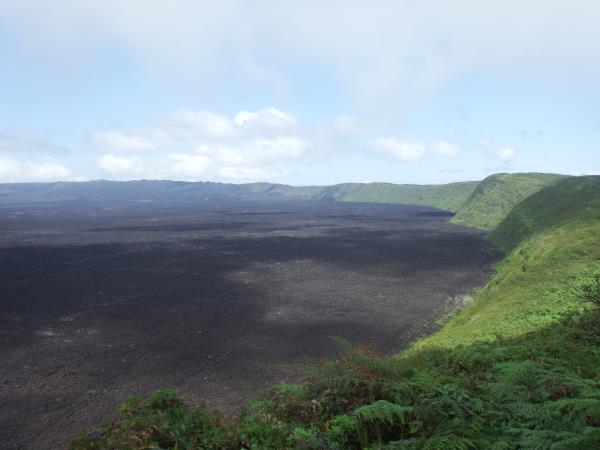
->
(0, 156, 22, 179)
(82, 107, 311, 181)
(97, 154, 144, 174)
(196, 137, 308, 165)
(165, 110, 234, 138)
(93, 131, 156, 150)
(168, 153, 211, 178)
(158, 107, 299, 144)
(0, 129, 72, 181)
(219, 166, 283, 180)
(368, 138, 460, 162)
(24, 161, 72, 180)
(142, 136, 308, 182)
(89, 131, 307, 181)
(368, 139, 427, 162)
(431, 141, 461, 157)
(233, 107, 296, 129)
(248, 137, 307, 161)
(0, 156, 72, 181)
(496, 147, 517, 161)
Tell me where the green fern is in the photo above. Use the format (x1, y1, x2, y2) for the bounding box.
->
(354, 401, 414, 427)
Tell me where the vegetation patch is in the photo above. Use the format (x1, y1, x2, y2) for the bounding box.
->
(249, 180, 479, 212)
(451, 173, 565, 230)
(310, 181, 478, 212)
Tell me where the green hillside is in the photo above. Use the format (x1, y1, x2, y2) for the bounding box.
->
(451, 173, 565, 230)
(250, 181, 479, 212)
(313, 181, 478, 212)
(70, 176, 600, 449)
(490, 175, 600, 252)
(412, 176, 600, 346)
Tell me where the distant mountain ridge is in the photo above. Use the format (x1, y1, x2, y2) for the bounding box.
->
(0, 178, 479, 211)
(0, 174, 566, 231)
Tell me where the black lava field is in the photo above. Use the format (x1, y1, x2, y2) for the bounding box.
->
(0, 201, 500, 449)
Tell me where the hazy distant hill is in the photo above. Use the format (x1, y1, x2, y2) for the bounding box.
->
(0, 179, 478, 212)
(0, 180, 282, 206)
(0, 174, 566, 224)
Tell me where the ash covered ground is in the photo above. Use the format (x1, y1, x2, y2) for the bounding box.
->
(0, 200, 500, 449)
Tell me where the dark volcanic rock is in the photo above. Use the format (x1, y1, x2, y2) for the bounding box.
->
(0, 200, 500, 449)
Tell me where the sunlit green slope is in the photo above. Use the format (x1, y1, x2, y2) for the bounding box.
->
(313, 181, 478, 212)
(413, 175, 600, 349)
(451, 173, 565, 230)
(249, 180, 479, 212)
(490, 175, 600, 252)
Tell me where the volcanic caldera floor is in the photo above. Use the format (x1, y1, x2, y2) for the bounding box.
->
(0, 200, 500, 449)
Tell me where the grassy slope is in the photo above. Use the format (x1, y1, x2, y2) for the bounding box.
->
(489, 176, 600, 252)
(412, 175, 600, 350)
(249, 181, 479, 213)
(71, 176, 600, 449)
(451, 173, 566, 230)
(313, 181, 478, 212)
(252, 175, 566, 219)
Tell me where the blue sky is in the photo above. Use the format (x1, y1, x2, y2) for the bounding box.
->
(1, 0, 599, 185)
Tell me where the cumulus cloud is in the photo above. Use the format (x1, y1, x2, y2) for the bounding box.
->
(97, 154, 144, 174)
(161, 137, 308, 181)
(369, 139, 427, 162)
(25, 161, 72, 179)
(0, 156, 72, 182)
(87, 108, 310, 181)
(431, 141, 461, 157)
(165, 110, 234, 139)
(145, 107, 300, 149)
(369, 139, 460, 162)
(197, 137, 307, 165)
(93, 131, 156, 150)
(219, 166, 284, 180)
(0, 156, 23, 179)
(0, 129, 73, 181)
(496, 147, 517, 162)
(168, 153, 212, 177)
(233, 108, 296, 129)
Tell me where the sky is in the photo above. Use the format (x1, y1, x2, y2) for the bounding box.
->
(1, 0, 599, 185)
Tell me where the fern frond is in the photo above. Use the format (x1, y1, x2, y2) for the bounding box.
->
(354, 401, 414, 427)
